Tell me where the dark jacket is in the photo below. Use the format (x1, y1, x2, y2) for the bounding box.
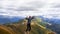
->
(26, 17, 34, 24)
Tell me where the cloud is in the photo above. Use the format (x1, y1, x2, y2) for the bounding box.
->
(0, 0, 60, 19)
(13, 7, 37, 11)
(26, 1, 46, 8)
(50, 3, 60, 8)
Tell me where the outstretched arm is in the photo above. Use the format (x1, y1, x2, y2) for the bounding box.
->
(25, 17, 28, 20)
(32, 16, 35, 19)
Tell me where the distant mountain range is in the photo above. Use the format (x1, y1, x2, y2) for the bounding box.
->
(0, 15, 60, 24)
(0, 15, 24, 24)
(39, 16, 60, 24)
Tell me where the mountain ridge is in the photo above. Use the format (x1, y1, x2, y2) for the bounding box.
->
(0, 17, 56, 34)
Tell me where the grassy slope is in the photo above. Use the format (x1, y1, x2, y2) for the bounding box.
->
(0, 25, 16, 34)
(0, 18, 55, 34)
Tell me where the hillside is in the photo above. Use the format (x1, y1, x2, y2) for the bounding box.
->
(0, 17, 56, 34)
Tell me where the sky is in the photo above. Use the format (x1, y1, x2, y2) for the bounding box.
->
(0, 0, 60, 19)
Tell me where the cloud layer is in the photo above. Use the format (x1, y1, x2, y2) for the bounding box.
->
(0, 0, 60, 19)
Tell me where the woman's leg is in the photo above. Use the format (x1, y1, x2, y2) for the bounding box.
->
(26, 24, 31, 34)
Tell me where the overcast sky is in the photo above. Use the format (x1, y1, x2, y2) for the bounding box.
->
(0, 0, 60, 19)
